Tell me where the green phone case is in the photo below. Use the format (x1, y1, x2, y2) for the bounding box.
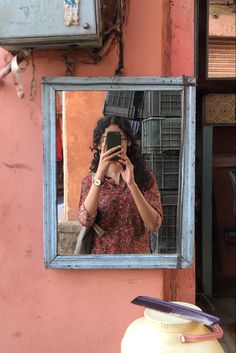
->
(106, 131, 121, 161)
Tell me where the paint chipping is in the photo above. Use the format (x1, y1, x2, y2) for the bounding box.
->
(12, 332, 23, 338)
(3, 162, 33, 171)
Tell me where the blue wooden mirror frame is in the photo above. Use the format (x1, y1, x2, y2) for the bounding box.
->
(42, 76, 196, 269)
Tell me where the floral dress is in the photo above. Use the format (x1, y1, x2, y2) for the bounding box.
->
(78, 173, 163, 254)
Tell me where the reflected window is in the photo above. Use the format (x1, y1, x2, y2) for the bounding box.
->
(208, 0, 236, 78)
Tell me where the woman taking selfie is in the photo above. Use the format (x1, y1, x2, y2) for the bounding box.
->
(77, 115, 163, 254)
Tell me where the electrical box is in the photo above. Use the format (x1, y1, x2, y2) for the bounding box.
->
(0, 0, 117, 51)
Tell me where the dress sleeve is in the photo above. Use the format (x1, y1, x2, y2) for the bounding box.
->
(143, 176, 163, 231)
(77, 174, 97, 227)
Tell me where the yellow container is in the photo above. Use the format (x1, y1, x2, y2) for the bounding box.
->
(121, 302, 225, 353)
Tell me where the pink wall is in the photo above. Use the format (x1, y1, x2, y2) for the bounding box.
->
(0, 1, 195, 352)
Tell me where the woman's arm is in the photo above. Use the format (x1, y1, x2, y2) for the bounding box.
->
(82, 179, 102, 218)
(128, 182, 162, 231)
(81, 142, 121, 218)
(117, 152, 163, 231)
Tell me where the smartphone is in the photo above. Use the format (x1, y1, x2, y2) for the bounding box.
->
(106, 131, 121, 161)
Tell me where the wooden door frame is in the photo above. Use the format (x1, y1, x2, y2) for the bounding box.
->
(196, 0, 235, 296)
(202, 125, 213, 296)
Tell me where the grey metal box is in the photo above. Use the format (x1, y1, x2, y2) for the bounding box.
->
(0, 0, 110, 51)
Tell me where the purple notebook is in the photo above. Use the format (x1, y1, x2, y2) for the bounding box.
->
(131, 296, 220, 326)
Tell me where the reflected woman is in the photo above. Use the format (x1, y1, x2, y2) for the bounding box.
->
(77, 115, 163, 254)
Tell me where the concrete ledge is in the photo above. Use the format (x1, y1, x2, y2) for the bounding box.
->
(58, 220, 82, 255)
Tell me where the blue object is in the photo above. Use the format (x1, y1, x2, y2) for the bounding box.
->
(65, 0, 77, 7)
(131, 296, 220, 326)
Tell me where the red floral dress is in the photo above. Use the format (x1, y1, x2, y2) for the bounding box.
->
(78, 173, 163, 254)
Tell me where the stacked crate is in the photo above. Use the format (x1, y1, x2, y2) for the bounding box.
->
(141, 91, 182, 254)
(103, 91, 136, 119)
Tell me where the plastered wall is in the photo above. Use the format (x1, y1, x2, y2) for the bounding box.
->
(0, 1, 195, 352)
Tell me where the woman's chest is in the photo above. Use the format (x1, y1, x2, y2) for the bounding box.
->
(98, 185, 138, 222)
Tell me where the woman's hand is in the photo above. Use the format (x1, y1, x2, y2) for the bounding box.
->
(117, 151, 135, 186)
(96, 142, 121, 180)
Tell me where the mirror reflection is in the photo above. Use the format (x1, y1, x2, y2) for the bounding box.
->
(56, 90, 182, 256)
(208, 0, 236, 78)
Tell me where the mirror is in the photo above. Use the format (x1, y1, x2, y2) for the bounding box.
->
(43, 76, 196, 269)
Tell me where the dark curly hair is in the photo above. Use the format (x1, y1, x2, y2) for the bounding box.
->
(90, 115, 154, 191)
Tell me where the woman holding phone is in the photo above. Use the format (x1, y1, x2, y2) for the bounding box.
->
(77, 115, 163, 254)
